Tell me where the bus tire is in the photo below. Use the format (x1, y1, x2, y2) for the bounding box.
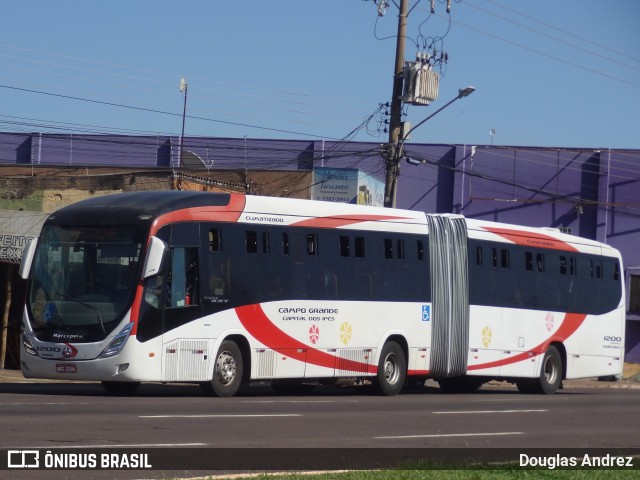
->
(202, 340, 243, 397)
(101, 381, 140, 395)
(515, 379, 535, 394)
(523, 345, 562, 395)
(374, 341, 406, 396)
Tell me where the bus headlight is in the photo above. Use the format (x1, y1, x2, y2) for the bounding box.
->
(21, 332, 38, 357)
(99, 323, 134, 358)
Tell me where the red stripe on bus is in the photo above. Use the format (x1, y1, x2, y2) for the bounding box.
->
(235, 304, 378, 374)
(290, 214, 409, 229)
(129, 284, 145, 335)
(150, 193, 247, 234)
(467, 312, 587, 371)
(482, 226, 579, 252)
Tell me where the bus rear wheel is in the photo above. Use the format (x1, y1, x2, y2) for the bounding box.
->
(517, 345, 562, 395)
(201, 340, 243, 397)
(101, 381, 140, 395)
(373, 341, 406, 396)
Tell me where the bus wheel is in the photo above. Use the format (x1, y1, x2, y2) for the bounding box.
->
(523, 345, 562, 395)
(101, 381, 140, 395)
(202, 340, 243, 397)
(516, 379, 535, 394)
(374, 341, 406, 396)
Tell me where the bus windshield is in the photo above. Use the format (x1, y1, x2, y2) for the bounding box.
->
(27, 225, 144, 342)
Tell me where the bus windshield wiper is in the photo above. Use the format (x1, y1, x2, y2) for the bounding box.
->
(55, 292, 107, 335)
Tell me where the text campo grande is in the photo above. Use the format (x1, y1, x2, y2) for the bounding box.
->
(520, 454, 635, 469)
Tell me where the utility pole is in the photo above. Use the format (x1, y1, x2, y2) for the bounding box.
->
(179, 77, 188, 168)
(383, 0, 408, 208)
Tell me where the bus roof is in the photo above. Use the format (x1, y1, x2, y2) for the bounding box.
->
(46, 191, 233, 225)
(43, 191, 619, 258)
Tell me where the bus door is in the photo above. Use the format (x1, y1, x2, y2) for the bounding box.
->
(427, 214, 470, 377)
(159, 224, 207, 382)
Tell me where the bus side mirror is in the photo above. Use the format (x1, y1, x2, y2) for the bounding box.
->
(19, 238, 38, 280)
(142, 236, 166, 279)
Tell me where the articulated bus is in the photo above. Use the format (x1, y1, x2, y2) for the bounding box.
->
(19, 191, 625, 396)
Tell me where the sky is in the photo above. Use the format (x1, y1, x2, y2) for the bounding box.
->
(1, 0, 639, 149)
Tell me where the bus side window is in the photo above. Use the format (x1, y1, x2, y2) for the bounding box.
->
(262, 232, 270, 254)
(339, 236, 350, 257)
(246, 231, 257, 254)
(210, 259, 229, 296)
(167, 247, 199, 308)
(569, 257, 576, 276)
(560, 256, 567, 275)
(384, 238, 393, 260)
(397, 239, 405, 260)
(525, 251, 533, 271)
(209, 229, 222, 252)
(595, 261, 603, 279)
(500, 249, 510, 268)
(307, 234, 318, 256)
(355, 236, 365, 259)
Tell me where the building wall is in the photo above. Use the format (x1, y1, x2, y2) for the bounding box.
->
(1, 132, 639, 362)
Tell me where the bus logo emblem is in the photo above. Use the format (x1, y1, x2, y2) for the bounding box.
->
(339, 322, 352, 345)
(62, 343, 78, 358)
(545, 313, 555, 332)
(482, 326, 492, 348)
(309, 325, 320, 344)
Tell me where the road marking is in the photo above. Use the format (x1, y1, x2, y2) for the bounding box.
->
(140, 414, 302, 419)
(374, 432, 524, 439)
(9, 443, 207, 449)
(242, 400, 356, 404)
(1, 402, 92, 406)
(432, 409, 547, 414)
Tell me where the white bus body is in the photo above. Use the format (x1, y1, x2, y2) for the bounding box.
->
(20, 192, 625, 396)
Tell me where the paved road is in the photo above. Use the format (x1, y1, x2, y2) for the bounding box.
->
(1, 379, 639, 479)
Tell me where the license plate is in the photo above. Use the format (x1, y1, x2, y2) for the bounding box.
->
(56, 364, 77, 374)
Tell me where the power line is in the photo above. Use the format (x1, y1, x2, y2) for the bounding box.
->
(465, 0, 640, 74)
(0, 83, 343, 140)
(479, 0, 640, 65)
(439, 13, 640, 89)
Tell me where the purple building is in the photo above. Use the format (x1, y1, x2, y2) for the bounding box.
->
(1, 132, 639, 361)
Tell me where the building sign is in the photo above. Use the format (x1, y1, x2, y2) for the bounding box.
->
(312, 168, 383, 206)
(0, 210, 48, 264)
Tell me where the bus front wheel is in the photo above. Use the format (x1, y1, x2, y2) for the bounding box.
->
(373, 341, 406, 396)
(202, 340, 243, 397)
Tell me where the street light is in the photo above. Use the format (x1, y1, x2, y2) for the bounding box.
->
(401, 86, 475, 148)
(384, 86, 475, 208)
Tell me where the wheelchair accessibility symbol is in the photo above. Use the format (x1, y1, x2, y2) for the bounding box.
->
(422, 305, 431, 322)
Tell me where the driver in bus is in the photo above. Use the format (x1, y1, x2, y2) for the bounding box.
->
(144, 275, 164, 309)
